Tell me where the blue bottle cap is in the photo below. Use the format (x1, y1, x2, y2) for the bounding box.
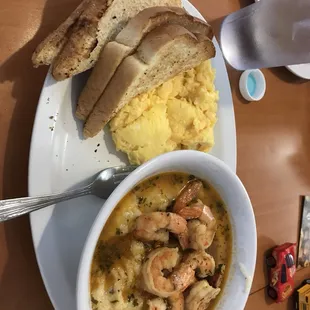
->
(239, 69, 266, 101)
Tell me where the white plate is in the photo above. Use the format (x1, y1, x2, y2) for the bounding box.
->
(28, 1, 236, 309)
(286, 63, 310, 80)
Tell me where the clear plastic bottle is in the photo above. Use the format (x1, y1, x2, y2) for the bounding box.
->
(220, 0, 310, 70)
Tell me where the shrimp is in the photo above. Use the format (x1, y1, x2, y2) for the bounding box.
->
(170, 263, 196, 292)
(173, 180, 203, 213)
(178, 200, 216, 227)
(148, 293, 184, 310)
(142, 247, 198, 298)
(172, 250, 215, 290)
(188, 219, 216, 250)
(192, 200, 216, 228)
(179, 200, 217, 250)
(185, 280, 220, 310)
(184, 251, 216, 277)
(142, 247, 181, 298)
(134, 212, 189, 249)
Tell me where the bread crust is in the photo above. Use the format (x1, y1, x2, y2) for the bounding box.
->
(83, 24, 215, 138)
(76, 6, 213, 120)
(51, 0, 182, 80)
(32, 0, 91, 67)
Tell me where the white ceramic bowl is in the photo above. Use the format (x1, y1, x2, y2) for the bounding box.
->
(77, 150, 257, 310)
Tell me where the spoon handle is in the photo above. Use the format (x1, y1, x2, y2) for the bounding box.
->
(0, 184, 93, 222)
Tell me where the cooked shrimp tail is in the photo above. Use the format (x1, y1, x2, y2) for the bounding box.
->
(191, 200, 216, 228)
(173, 180, 203, 213)
(177, 206, 203, 220)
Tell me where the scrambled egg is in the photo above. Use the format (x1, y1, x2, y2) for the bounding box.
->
(110, 60, 219, 165)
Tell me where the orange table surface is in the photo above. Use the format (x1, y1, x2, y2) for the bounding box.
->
(0, 0, 310, 308)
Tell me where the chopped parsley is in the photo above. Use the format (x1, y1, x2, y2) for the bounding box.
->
(188, 174, 196, 180)
(216, 201, 224, 209)
(216, 201, 227, 215)
(128, 293, 135, 302)
(133, 185, 140, 192)
(138, 197, 147, 204)
(203, 182, 210, 190)
(172, 174, 184, 184)
(91, 296, 98, 305)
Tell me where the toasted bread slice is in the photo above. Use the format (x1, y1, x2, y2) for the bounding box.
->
(32, 0, 91, 67)
(76, 6, 213, 120)
(51, 0, 182, 80)
(83, 24, 215, 138)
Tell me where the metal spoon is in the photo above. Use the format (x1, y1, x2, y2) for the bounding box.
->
(0, 165, 137, 222)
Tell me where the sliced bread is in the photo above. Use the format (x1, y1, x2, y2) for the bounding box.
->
(32, 0, 91, 67)
(83, 24, 215, 138)
(51, 0, 182, 80)
(76, 6, 213, 120)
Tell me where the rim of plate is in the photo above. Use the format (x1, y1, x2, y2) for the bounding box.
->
(286, 64, 310, 80)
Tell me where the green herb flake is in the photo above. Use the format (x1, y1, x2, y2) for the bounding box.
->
(115, 228, 122, 235)
(216, 201, 224, 209)
(133, 299, 139, 307)
(216, 201, 227, 215)
(111, 300, 119, 304)
(188, 174, 196, 181)
(203, 182, 210, 190)
(128, 293, 135, 302)
(91, 296, 98, 305)
(172, 174, 184, 185)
